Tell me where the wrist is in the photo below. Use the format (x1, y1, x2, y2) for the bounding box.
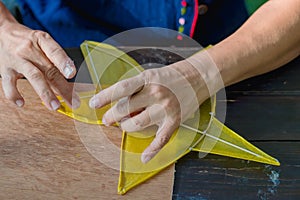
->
(167, 52, 223, 106)
(0, 2, 17, 27)
(185, 50, 225, 100)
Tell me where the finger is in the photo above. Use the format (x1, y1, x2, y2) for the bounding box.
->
(50, 82, 81, 109)
(34, 31, 76, 79)
(141, 119, 178, 163)
(89, 75, 144, 109)
(120, 104, 166, 132)
(23, 47, 80, 109)
(102, 90, 150, 125)
(45, 66, 80, 109)
(1, 71, 24, 107)
(19, 61, 60, 111)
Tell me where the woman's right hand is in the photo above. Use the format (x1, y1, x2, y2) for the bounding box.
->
(0, 3, 79, 110)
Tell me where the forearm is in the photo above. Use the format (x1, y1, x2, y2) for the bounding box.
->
(199, 0, 300, 87)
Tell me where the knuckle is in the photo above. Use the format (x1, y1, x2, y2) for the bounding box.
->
(131, 118, 143, 129)
(143, 70, 155, 85)
(122, 118, 143, 132)
(32, 30, 64, 57)
(40, 89, 52, 100)
(139, 111, 152, 127)
(149, 85, 165, 100)
(162, 94, 179, 112)
(48, 47, 64, 58)
(32, 30, 50, 40)
(45, 67, 61, 82)
(157, 135, 170, 147)
(144, 69, 156, 80)
(15, 40, 34, 56)
(138, 71, 147, 80)
(164, 98, 175, 110)
(26, 68, 43, 81)
(119, 80, 130, 92)
(115, 99, 128, 115)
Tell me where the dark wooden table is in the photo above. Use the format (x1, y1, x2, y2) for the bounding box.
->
(174, 56, 300, 200)
(66, 48, 300, 200)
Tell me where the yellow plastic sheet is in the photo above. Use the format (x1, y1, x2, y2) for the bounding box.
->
(57, 90, 109, 125)
(57, 41, 280, 195)
(117, 98, 280, 194)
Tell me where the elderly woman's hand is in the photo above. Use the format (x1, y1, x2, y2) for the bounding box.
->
(0, 4, 79, 110)
(89, 55, 222, 163)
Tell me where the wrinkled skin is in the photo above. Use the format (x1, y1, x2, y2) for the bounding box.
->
(0, 5, 79, 110)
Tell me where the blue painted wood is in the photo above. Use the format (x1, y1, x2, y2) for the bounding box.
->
(173, 142, 300, 200)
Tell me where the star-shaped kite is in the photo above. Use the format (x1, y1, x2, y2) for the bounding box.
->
(57, 41, 280, 195)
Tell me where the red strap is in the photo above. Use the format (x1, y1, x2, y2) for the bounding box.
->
(190, 0, 199, 38)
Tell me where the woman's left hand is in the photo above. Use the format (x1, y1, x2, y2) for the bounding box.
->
(89, 58, 216, 163)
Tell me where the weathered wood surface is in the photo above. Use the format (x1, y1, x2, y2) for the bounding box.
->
(0, 80, 174, 200)
(174, 56, 300, 200)
(225, 57, 300, 141)
(174, 142, 300, 200)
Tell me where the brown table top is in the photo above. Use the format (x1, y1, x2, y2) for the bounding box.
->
(0, 79, 174, 200)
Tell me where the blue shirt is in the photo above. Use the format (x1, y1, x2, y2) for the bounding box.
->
(15, 0, 249, 47)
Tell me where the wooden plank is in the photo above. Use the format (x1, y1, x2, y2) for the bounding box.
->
(173, 142, 300, 200)
(0, 79, 174, 200)
(226, 56, 300, 93)
(224, 95, 300, 141)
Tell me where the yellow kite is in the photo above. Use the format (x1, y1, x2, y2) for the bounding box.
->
(57, 41, 280, 195)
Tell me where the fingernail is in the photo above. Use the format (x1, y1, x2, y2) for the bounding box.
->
(63, 59, 75, 78)
(102, 117, 109, 126)
(141, 155, 152, 164)
(89, 96, 99, 108)
(50, 100, 60, 111)
(15, 99, 24, 107)
(72, 95, 81, 109)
